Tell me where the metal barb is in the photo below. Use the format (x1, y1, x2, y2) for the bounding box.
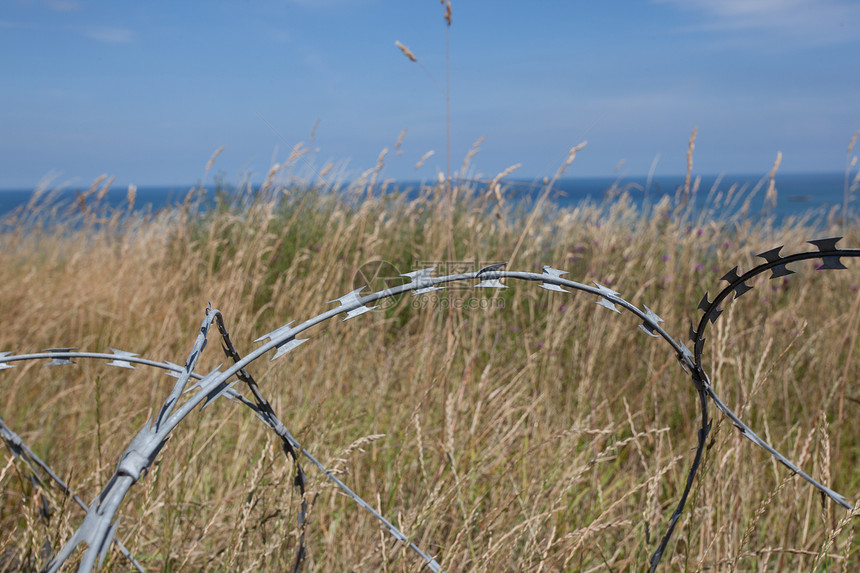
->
(343, 305, 377, 320)
(271, 337, 309, 361)
(808, 237, 842, 252)
(638, 305, 664, 337)
(592, 282, 622, 313)
(769, 263, 795, 279)
(162, 361, 184, 378)
(43, 347, 76, 366)
(402, 266, 436, 282)
(592, 281, 620, 297)
(732, 282, 753, 298)
(721, 267, 742, 284)
(330, 287, 367, 306)
(476, 262, 506, 276)
(540, 266, 569, 292)
(475, 278, 507, 289)
(541, 266, 567, 278)
(0, 351, 14, 370)
(675, 340, 695, 373)
(818, 256, 848, 270)
(596, 297, 621, 314)
(403, 267, 444, 295)
(201, 379, 239, 410)
(183, 366, 224, 395)
(254, 321, 296, 343)
(756, 245, 784, 263)
(697, 293, 711, 313)
(721, 267, 753, 299)
(540, 282, 568, 293)
(696, 292, 722, 324)
(330, 287, 378, 319)
(694, 336, 706, 357)
(414, 285, 445, 295)
(106, 348, 138, 369)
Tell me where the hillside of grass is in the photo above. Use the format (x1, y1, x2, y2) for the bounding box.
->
(1, 175, 859, 571)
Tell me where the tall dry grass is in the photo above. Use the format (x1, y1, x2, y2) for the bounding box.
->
(0, 165, 859, 571)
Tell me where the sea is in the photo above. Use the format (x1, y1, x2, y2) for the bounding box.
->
(0, 172, 854, 226)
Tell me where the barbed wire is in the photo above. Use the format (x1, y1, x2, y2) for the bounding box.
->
(1, 237, 857, 571)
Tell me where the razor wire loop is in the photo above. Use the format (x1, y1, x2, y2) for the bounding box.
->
(0, 237, 857, 571)
(39, 308, 221, 572)
(0, 325, 444, 571)
(691, 237, 857, 510)
(0, 418, 146, 571)
(650, 237, 860, 571)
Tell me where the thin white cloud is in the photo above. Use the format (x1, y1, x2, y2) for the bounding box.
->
(658, 0, 860, 44)
(84, 26, 135, 44)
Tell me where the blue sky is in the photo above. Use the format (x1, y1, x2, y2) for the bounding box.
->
(1, 0, 858, 189)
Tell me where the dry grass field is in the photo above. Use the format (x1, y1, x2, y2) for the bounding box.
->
(1, 166, 859, 571)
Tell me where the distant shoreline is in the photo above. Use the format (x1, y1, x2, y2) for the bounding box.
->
(0, 171, 851, 224)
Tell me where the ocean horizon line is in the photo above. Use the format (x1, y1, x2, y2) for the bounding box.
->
(0, 171, 854, 226)
(0, 169, 850, 195)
